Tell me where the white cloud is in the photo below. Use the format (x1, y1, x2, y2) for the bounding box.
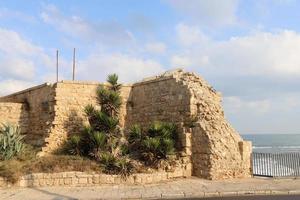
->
(173, 24, 300, 77)
(176, 23, 210, 46)
(224, 96, 271, 114)
(223, 93, 300, 134)
(171, 55, 192, 67)
(0, 28, 54, 95)
(0, 58, 35, 80)
(77, 53, 164, 83)
(166, 0, 239, 26)
(145, 42, 166, 54)
(0, 28, 42, 56)
(0, 79, 35, 96)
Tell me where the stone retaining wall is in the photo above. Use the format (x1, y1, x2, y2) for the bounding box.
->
(0, 168, 188, 188)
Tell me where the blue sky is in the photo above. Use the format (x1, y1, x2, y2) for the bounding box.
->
(0, 0, 300, 134)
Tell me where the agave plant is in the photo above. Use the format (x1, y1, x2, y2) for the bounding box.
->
(0, 124, 25, 160)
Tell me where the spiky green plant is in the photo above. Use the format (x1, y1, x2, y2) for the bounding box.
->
(96, 86, 122, 117)
(0, 124, 25, 160)
(98, 152, 117, 173)
(115, 157, 134, 178)
(107, 74, 122, 92)
(90, 131, 106, 152)
(126, 121, 178, 165)
(65, 135, 82, 155)
(128, 124, 142, 144)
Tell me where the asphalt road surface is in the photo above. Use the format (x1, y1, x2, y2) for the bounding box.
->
(199, 195, 300, 200)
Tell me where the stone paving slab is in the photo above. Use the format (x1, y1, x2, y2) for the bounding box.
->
(1, 177, 300, 200)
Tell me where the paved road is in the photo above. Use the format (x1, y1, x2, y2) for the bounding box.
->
(200, 195, 300, 200)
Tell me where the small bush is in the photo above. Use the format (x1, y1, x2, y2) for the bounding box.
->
(98, 152, 117, 173)
(127, 121, 178, 165)
(98, 152, 133, 178)
(65, 135, 82, 155)
(0, 124, 25, 160)
(115, 157, 134, 178)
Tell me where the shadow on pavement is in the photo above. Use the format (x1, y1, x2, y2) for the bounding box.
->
(29, 187, 78, 200)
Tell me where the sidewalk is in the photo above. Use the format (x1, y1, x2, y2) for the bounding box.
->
(1, 177, 300, 200)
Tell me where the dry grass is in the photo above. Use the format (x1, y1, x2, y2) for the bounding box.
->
(0, 146, 101, 183)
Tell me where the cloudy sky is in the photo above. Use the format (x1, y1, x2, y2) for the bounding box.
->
(0, 0, 300, 134)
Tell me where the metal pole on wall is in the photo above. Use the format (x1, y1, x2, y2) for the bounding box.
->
(56, 50, 59, 82)
(72, 48, 76, 81)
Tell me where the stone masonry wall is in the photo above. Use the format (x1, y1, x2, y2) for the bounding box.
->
(0, 102, 28, 133)
(42, 81, 132, 154)
(0, 69, 252, 180)
(0, 84, 55, 147)
(124, 69, 252, 179)
(0, 165, 187, 188)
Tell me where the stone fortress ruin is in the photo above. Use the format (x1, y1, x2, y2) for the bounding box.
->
(0, 69, 252, 180)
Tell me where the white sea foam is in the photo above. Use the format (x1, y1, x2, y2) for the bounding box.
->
(253, 146, 300, 149)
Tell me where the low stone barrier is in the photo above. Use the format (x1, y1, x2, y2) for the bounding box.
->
(0, 167, 188, 188)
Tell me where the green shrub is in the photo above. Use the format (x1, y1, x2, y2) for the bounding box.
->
(127, 121, 178, 165)
(65, 135, 82, 155)
(128, 124, 142, 144)
(0, 124, 25, 160)
(98, 152, 117, 173)
(115, 157, 134, 178)
(66, 74, 123, 159)
(98, 152, 133, 178)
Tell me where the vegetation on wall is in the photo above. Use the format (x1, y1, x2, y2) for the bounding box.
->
(64, 74, 179, 176)
(126, 121, 178, 166)
(0, 124, 25, 160)
(0, 74, 181, 183)
(65, 74, 133, 177)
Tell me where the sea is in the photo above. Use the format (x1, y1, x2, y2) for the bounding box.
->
(242, 134, 300, 153)
(243, 134, 300, 176)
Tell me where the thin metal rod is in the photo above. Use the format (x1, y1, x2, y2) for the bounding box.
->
(72, 48, 76, 81)
(56, 50, 59, 82)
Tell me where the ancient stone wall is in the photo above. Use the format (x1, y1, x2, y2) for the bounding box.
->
(0, 84, 55, 147)
(0, 69, 252, 180)
(125, 73, 191, 129)
(41, 81, 132, 153)
(0, 102, 28, 133)
(125, 69, 252, 179)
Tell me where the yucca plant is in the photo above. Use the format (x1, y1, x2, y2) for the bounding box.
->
(65, 135, 82, 155)
(65, 73, 123, 162)
(127, 121, 177, 165)
(90, 131, 107, 153)
(0, 124, 25, 160)
(115, 157, 134, 178)
(98, 152, 117, 173)
(128, 124, 142, 144)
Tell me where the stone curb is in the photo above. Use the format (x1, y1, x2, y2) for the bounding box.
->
(134, 190, 300, 199)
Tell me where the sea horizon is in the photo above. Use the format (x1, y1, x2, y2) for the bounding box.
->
(242, 134, 300, 153)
